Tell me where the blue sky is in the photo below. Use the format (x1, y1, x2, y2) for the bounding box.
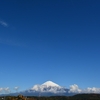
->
(0, 0, 100, 92)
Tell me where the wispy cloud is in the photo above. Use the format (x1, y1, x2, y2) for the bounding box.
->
(0, 87, 10, 94)
(0, 38, 26, 47)
(0, 20, 8, 27)
(14, 87, 19, 92)
(0, 86, 20, 94)
(4, 87, 10, 93)
(0, 88, 3, 93)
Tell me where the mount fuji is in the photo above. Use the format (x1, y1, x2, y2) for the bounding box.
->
(19, 81, 70, 96)
(2, 81, 74, 96)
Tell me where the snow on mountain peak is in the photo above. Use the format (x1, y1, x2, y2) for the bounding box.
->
(23, 81, 68, 95)
(42, 81, 60, 87)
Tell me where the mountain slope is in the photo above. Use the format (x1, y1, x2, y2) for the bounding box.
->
(1, 81, 71, 96)
(20, 81, 70, 96)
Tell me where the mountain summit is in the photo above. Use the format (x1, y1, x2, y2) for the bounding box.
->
(30, 81, 62, 92)
(42, 81, 60, 87)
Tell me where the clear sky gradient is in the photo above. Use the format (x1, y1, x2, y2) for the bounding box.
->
(0, 0, 100, 91)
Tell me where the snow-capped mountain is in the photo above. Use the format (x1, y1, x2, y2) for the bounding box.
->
(29, 81, 66, 93)
(42, 81, 60, 87)
(1, 81, 72, 96)
(20, 81, 70, 96)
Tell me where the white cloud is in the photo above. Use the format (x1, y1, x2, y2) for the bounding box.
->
(0, 85, 100, 94)
(4, 87, 10, 93)
(0, 21, 8, 27)
(68, 84, 82, 93)
(14, 86, 19, 92)
(69, 84, 100, 93)
(84, 87, 100, 93)
(0, 88, 3, 93)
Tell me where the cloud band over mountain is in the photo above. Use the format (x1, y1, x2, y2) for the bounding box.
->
(0, 81, 100, 95)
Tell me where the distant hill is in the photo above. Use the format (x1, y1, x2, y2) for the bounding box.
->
(1, 94, 100, 100)
(70, 93, 100, 99)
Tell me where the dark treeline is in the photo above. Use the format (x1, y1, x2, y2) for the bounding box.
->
(0, 94, 100, 100)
